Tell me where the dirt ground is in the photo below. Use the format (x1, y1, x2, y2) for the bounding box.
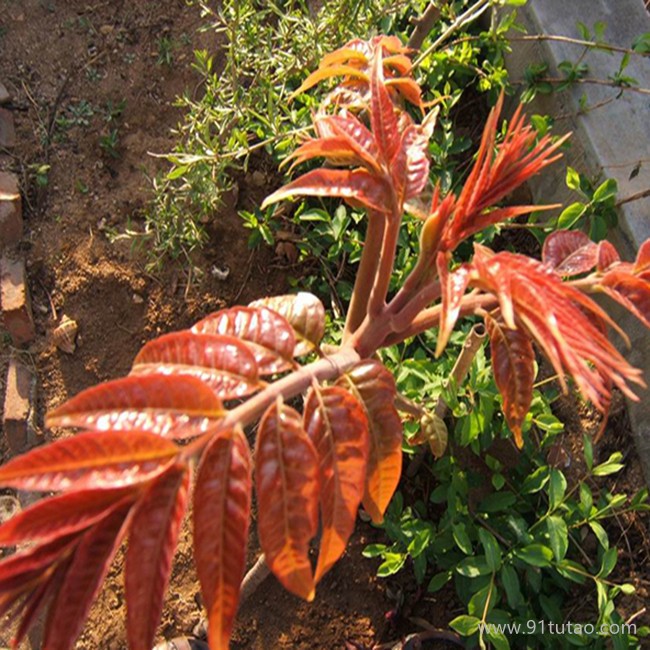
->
(0, 1, 648, 649)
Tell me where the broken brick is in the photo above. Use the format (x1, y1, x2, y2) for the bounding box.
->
(0, 171, 22, 249)
(0, 108, 16, 148)
(1, 254, 35, 345)
(3, 357, 37, 455)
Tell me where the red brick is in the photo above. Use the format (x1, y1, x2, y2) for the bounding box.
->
(0, 172, 22, 249)
(0, 108, 15, 148)
(3, 357, 37, 455)
(0, 255, 35, 345)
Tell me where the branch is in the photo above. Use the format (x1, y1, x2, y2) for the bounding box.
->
(509, 34, 650, 58)
(517, 77, 650, 96)
(368, 213, 402, 318)
(408, 2, 442, 51)
(616, 187, 650, 208)
(344, 211, 386, 341)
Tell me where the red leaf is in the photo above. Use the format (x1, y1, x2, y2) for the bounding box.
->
(600, 270, 650, 329)
(194, 428, 252, 650)
(542, 230, 598, 276)
(597, 240, 620, 272)
(132, 331, 261, 400)
(192, 306, 296, 375)
(126, 464, 190, 650)
(261, 168, 392, 215)
(436, 252, 471, 356)
(337, 361, 402, 524)
(250, 292, 326, 356)
(304, 386, 369, 582)
(634, 239, 650, 275)
(370, 47, 399, 163)
(385, 77, 422, 108)
(255, 400, 319, 601)
(0, 487, 136, 546)
(484, 313, 535, 448)
(46, 375, 224, 439)
(283, 136, 367, 171)
(289, 64, 369, 99)
(42, 503, 132, 650)
(0, 430, 178, 492)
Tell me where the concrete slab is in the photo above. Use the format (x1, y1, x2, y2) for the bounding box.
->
(503, 0, 650, 484)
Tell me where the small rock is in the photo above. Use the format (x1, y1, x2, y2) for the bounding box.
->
(3, 357, 37, 455)
(0, 496, 19, 524)
(132, 293, 144, 304)
(0, 255, 35, 345)
(251, 170, 266, 187)
(0, 171, 22, 250)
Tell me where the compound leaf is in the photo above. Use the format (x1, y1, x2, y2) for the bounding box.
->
(132, 332, 261, 400)
(542, 230, 597, 276)
(255, 400, 319, 601)
(338, 360, 402, 524)
(46, 375, 224, 439)
(192, 306, 296, 375)
(126, 464, 190, 650)
(250, 293, 326, 356)
(304, 385, 369, 582)
(194, 428, 252, 650)
(0, 430, 179, 492)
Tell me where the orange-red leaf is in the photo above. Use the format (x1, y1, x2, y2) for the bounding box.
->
(290, 64, 369, 99)
(600, 270, 650, 329)
(485, 313, 535, 448)
(262, 168, 392, 215)
(194, 428, 252, 650)
(337, 360, 402, 524)
(0, 487, 136, 546)
(132, 331, 260, 400)
(304, 385, 369, 583)
(46, 375, 224, 439)
(255, 400, 319, 601)
(597, 240, 620, 272)
(250, 292, 326, 356)
(192, 306, 295, 375)
(126, 464, 190, 650)
(370, 47, 399, 163)
(436, 252, 471, 357)
(0, 430, 178, 492)
(542, 230, 598, 276)
(42, 503, 132, 650)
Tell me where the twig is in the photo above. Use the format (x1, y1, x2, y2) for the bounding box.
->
(616, 188, 650, 208)
(509, 34, 650, 58)
(407, 2, 442, 51)
(515, 76, 650, 96)
(232, 250, 254, 303)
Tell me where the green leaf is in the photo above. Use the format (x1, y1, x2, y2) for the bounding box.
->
(500, 565, 523, 608)
(456, 555, 492, 577)
(557, 202, 586, 230)
(547, 515, 569, 561)
(428, 570, 452, 593)
(589, 520, 609, 549)
(593, 178, 617, 203)
(579, 483, 593, 514)
(557, 559, 587, 584)
(452, 522, 473, 555)
(486, 628, 510, 650)
(566, 166, 581, 191)
(362, 544, 387, 558)
(468, 583, 495, 617)
(548, 468, 567, 510)
(377, 552, 406, 577)
(479, 528, 502, 571)
(515, 544, 553, 567)
(449, 615, 481, 636)
(619, 583, 635, 595)
(599, 547, 617, 578)
(593, 453, 625, 476)
(521, 466, 550, 494)
(583, 435, 593, 470)
(478, 492, 517, 513)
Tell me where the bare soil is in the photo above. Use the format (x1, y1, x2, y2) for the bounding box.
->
(0, 1, 648, 649)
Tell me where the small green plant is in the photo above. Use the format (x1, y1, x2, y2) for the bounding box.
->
(157, 35, 175, 66)
(99, 128, 120, 159)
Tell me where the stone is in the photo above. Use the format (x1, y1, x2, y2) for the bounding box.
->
(0, 82, 9, 105)
(2, 357, 37, 455)
(0, 171, 22, 249)
(0, 255, 35, 345)
(0, 108, 16, 148)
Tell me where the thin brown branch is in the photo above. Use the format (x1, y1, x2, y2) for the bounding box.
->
(408, 2, 442, 51)
(510, 34, 650, 58)
(517, 76, 650, 96)
(616, 187, 650, 207)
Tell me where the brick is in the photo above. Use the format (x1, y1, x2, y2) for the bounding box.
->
(0, 171, 22, 249)
(0, 82, 9, 105)
(3, 357, 37, 455)
(0, 108, 16, 148)
(0, 255, 35, 345)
